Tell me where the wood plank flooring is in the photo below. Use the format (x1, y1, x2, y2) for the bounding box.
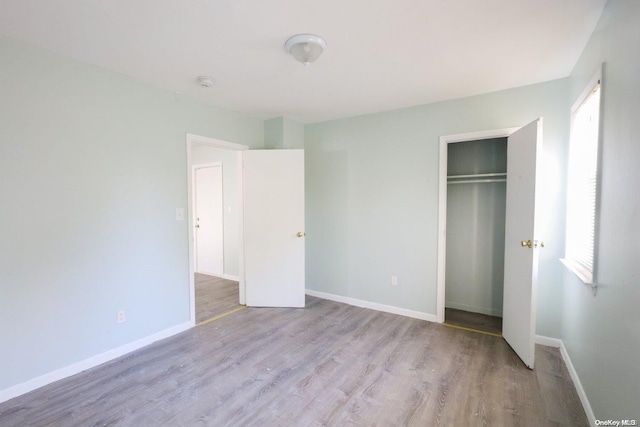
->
(195, 273, 240, 324)
(0, 297, 588, 426)
(445, 307, 503, 335)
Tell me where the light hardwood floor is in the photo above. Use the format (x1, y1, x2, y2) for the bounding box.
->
(195, 273, 240, 323)
(445, 307, 503, 335)
(0, 297, 588, 426)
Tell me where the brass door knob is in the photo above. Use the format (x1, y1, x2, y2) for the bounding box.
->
(521, 239, 545, 248)
(296, 232, 305, 238)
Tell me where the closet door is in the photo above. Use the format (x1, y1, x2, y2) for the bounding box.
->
(503, 118, 543, 369)
(194, 164, 224, 276)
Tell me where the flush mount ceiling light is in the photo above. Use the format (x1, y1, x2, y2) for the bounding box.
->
(196, 76, 215, 88)
(284, 34, 326, 66)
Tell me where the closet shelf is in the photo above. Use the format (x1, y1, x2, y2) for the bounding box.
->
(447, 172, 506, 184)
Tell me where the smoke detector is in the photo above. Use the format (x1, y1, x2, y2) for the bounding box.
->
(196, 76, 215, 88)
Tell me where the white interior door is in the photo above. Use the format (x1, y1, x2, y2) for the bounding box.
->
(503, 118, 543, 369)
(194, 165, 224, 276)
(243, 149, 305, 307)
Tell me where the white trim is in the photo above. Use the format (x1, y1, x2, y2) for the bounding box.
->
(237, 151, 245, 305)
(305, 289, 437, 323)
(437, 136, 447, 323)
(186, 134, 249, 325)
(187, 133, 250, 151)
(0, 321, 191, 404)
(193, 162, 222, 168)
(535, 334, 562, 348)
(534, 336, 595, 425)
(564, 64, 603, 294)
(437, 127, 519, 323)
(194, 273, 240, 282)
(560, 258, 598, 294)
(559, 341, 596, 425)
(571, 65, 603, 113)
(307, 286, 595, 427)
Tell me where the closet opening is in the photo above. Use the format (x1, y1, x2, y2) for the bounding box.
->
(444, 137, 507, 335)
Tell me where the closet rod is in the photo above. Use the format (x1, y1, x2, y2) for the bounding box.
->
(447, 172, 507, 179)
(447, 179, 506, 184)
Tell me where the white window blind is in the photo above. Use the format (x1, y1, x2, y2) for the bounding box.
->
(563, 73, 601, 284)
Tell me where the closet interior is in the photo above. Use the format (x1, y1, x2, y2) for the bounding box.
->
(444, 137, 507, 335)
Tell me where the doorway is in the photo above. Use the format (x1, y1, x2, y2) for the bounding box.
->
(444, 137, 507, 335)
(437, 121, 543, 369)
(192, 161, 241, 324)
(186, 134, 248, 326)
(436, 128, 518, 325)
(186, 136, 307, 325)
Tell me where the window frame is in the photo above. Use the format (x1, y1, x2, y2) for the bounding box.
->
(561, 65, 603, 286)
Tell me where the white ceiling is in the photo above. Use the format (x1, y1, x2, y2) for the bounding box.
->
(0, 0, 606, 123)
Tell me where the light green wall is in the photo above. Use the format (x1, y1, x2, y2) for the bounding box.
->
(562, 0, 640, 418)
(0, 34, 263, 391)
(282, 117, 305, 149)
(264, 117, 284, 149)
(191, 145, 240, 277)
(264, 116, 304, 149)
(305, 78, 570, 338)
(4, 3, 635, 418)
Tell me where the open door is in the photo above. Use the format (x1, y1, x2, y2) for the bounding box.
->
(503, 118, 543, 369)
(243, 149, 305, 307)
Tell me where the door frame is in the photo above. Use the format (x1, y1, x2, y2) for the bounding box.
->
(436, 127, 518, 323)
(192, 162, 224, 276)
(186, 134, 249, 326)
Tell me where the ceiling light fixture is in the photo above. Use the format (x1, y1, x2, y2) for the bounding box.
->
(284, 34, 326, 66)
(196, 76, 215, 88)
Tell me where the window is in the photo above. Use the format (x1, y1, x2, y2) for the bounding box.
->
(562, 68, 602, 284)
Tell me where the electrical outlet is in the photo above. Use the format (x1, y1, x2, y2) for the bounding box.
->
(117, 310, 126, 324)
(391, 275, 398, 286)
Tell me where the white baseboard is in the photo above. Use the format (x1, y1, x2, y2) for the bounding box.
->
(198, 272, 239, 282)
(535, 335, 562, 348)
(0, 321, 192, 404)
(305, 289, 437, 323)
(195, 271, 240, 282)
(535, 335, 595, 425)
(559, 341, 596, 425)
(445, 301, 503, 317)
(1, 302, 595, 426)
